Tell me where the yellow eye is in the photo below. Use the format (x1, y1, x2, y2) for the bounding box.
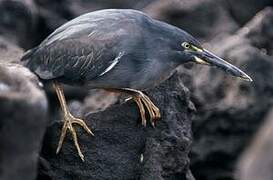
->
(182, 42, 190, 49)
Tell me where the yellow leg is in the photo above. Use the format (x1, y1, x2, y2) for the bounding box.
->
(53, 82, 94, 161)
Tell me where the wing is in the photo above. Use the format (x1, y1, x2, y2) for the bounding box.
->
(22, 37, 118, 84)
(21, 9, 148, 84)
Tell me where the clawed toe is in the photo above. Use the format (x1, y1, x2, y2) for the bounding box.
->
(56, 113, 93, 161)
(102, 88, 161, 127)
(133, 92, 161, 127)
(71, 117, 94, 136)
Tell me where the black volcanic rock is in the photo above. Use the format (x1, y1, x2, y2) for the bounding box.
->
(0, 0, 38, 49)
(183, 7, 273, 180)
(0, 37, 48, 180)
(39, 74, 196, 180)
(33, 0, 157, 42)
(237, 109, 273, 180)
(143, 0, 239, 41)
(225, 0, 273, 25)
(0, 36, 24, 63)
(0, 63, 48, 180)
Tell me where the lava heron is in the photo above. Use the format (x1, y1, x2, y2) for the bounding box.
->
(21, 9, 252, 161)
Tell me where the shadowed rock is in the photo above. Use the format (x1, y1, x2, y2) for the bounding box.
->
(0, 63, 48, 180)
(0, 37, 48, 180)
(236, 108, 273, 180)
(0, 36, 24, 63)
(225, 0, 273, 25)
(182, 7, 273, 180)
(143, 0, 238, 41)
(34, 0, 157, 40)
(39, 74, 196, 180)
(0, 0, 38, 49)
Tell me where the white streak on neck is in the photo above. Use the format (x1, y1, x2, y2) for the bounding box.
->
(99, 51, 125, 76)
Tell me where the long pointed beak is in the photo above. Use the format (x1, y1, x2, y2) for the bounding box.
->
(194, 49, 253, 82)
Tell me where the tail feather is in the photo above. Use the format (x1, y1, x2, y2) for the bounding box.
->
(20, 47, 56, 80)
(20, 47, 38, 66)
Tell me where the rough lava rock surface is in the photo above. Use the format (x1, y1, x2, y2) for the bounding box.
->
(0, 38, 48, 180)
(237, 108, 273, 180)
(0, 36, 24, 63)
(0, 0, 38, 49)
(225, 0, 273, 25)
(0, 62, 48, 180)
(39, 74, 196, 180)
(143, 0, 239, 41)
(181, 7, 273, 180)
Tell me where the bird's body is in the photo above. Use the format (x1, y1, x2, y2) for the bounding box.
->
(21, 9, 252, 161)
(22, 9, 196, 90)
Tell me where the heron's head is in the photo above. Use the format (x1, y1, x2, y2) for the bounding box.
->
(171, 32, 252, 82)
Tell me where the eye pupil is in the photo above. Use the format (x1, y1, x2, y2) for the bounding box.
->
(182, 42, 190, 48)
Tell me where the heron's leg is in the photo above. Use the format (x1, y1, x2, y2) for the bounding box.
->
(53, 82, 93, 161)
(105, 88, 161, 126)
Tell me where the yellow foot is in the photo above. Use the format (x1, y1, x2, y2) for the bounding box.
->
(56, 112, 94, 161)
(103, 88, 161, 127)
(133, 91, 161, 127)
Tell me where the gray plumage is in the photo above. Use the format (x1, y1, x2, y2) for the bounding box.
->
(21, 9, 200, 90)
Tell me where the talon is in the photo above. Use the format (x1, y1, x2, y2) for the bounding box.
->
(129, 89, 160, 126)
(56, 120, 68, 154)
(56, 112, 92, 161)
(125, 97, 132, 102)
(103, 88, 161, 127)
(151, 121, 155, 128)
(72, 118, 94, 136)
(133, 97, 146, 126)
(139, 93, 160, 126)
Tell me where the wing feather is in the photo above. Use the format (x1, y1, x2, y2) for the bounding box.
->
(22, 38, 116, 84)
(20, 9, 148, 83)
